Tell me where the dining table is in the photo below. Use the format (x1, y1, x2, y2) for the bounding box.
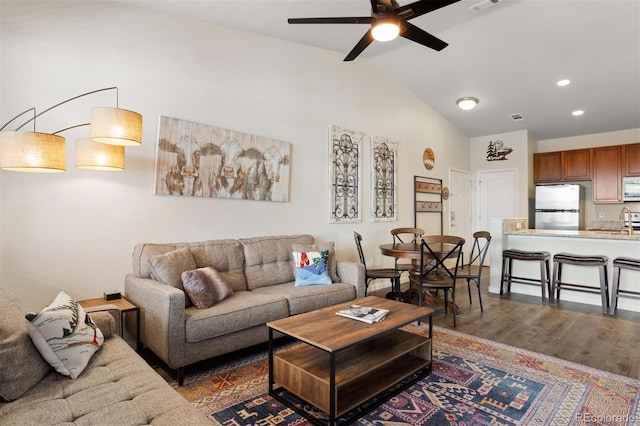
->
(379, 242, 460, 271)
(379, 241, 462, 311)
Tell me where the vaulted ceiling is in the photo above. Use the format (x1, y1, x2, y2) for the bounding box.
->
(116, 0, 640, 141)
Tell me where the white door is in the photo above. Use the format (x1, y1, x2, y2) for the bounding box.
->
(477, 169, 517, 233)
(449, 169, 472, 254)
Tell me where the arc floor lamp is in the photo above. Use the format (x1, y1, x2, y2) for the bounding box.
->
(0, 87, 142, 172)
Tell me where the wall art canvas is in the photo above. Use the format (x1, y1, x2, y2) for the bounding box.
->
(370, 136, 397, 222)
(154, 116, 291, 202)
(328, 125, 363, 223)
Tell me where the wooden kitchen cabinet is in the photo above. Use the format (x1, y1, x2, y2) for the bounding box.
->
(592, 145, 623, 203)
(534, 152, 562, 182)
(563, 149, 591, 180)
(623, 143, 640, 176)
(534, 149, 590, 182)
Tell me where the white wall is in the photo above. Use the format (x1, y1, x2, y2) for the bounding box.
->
(469, 130, 533, 229)
(537, 128, 640, 152)
(0, 1, 470, 309)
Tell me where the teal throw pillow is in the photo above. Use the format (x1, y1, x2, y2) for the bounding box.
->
(293, 250, 332, 287)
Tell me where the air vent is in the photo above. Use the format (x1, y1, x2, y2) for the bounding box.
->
(509, 113, 524, 121)
(469, 0, 503, 13)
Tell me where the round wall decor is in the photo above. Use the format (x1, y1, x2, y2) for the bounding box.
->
(423, 148, 435, 170)
(442, 186, 450, 200)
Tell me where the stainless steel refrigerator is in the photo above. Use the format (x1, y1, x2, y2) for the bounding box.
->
(534, 184, 584, 230)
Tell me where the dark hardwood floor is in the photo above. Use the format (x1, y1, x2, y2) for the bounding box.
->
(372, 267, 640, 379)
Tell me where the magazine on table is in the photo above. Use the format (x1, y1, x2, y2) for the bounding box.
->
(336, 304, 389, 324)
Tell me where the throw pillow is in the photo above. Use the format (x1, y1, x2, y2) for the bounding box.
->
(148, 247, 197, 307)
(25, 291, 104, 379)
(293, 250, 332, 287)
(0, 289, 51, 401)
(291, 242, 340, 282)
(181, 267, 234, 309)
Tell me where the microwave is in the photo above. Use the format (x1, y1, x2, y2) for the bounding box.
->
(623, 177, 640, 201)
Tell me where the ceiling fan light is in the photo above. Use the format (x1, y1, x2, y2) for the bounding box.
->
(372, 21, 400, 42)
(457, 97, 479, 110)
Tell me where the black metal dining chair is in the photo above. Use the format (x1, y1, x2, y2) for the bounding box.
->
(390, 227, 425, 274)
(409, 235, 465, 326)
(456, 231, 491, 312)
(353, 231, 402, 298)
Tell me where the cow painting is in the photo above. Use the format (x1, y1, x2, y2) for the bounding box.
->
(244, 145, 290, 201)
(154, 116, 291, 202)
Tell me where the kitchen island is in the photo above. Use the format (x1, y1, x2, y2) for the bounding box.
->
(489, 219, 640, 313)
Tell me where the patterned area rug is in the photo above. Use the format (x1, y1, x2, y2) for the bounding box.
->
(165, 324, 640, 425)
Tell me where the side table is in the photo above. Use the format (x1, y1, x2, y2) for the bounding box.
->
(78, 297, 141, 352)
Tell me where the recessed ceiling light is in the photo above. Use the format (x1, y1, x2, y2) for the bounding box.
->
(572, 110, 584, 116)
(456, 97, 479, 110)
(557, 79, 570, 87)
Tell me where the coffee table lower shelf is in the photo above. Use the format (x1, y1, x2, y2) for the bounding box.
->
(269, 329, 432, 425)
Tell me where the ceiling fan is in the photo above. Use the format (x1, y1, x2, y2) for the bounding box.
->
(288, 0, 461, 61)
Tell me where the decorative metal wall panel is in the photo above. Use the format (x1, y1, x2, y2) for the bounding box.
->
(328, 125, 362, 223)
(370, 136, 397, 222)
(154, 116, 291, 202)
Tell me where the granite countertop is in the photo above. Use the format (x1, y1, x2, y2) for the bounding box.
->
(505, 229, 640, 240)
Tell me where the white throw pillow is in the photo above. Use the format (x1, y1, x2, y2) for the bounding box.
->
(25, 291, 104, 379)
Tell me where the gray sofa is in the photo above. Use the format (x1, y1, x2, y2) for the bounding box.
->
(125, 234, 365, 385)
(0, 289, 210, 426)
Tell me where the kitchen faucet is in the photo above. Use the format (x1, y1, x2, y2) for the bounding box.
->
(620, 206, 633, 236)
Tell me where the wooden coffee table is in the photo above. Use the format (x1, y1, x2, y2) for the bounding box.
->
(267, 296, 433, 425)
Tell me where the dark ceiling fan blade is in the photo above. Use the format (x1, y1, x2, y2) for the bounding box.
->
(372, 0, 395, 15)
(288, 17, 372, 24)
(344, 29, 375, 61)
(401, 22, 448, 51)
(396, 0, 460, 20)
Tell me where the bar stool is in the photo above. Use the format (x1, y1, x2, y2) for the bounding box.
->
(501, 249, 551, 303)
(609, 257, 640, 315)
(551, 253, 609, 314)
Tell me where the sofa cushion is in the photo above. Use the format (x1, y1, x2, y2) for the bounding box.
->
(0, 289, 51, 402)
(148, 247, 196, 307)
(182, 267, 234, 309)
(132, 239, 247, 292)
(241, 234, 314, 290)
(25, 292, 104, 379)
(0, 336, 211, 425)
(291, 241, 340, 283)
(187, 239, 247, 292)
(252, 282, 357, 316)
(184, 291, 288, 342)
(293, 250, 332, 287)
